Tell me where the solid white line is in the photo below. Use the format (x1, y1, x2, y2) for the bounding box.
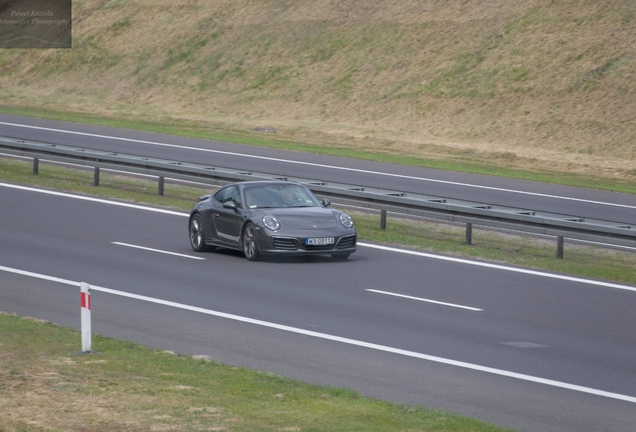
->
(0, 182, 186, 216)
(358, 242, 636, 293)
(0, 265, 79, 286)
(1, 263, 635, 404)
(6, 178, 632, 258)
(366, 289, 483, 311)
(569, 238, 636, 252)
(3, 182, 636, 293)
(331, 203, 636, 253)
(112, 242, 205, 260)
(1, 121, 634, 209)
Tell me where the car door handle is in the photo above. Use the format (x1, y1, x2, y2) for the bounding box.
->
(213, 213, 220, 217)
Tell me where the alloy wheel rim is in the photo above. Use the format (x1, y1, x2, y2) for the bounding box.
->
(191, 218, 202, 248)
(244, 226, 255, 257)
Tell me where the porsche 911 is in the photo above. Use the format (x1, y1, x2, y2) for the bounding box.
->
(188, 180, 356, 260)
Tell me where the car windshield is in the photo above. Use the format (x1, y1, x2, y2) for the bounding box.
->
(244, 184, 321, 209)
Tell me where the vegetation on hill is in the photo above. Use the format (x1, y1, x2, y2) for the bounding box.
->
(1, 0, 635, 180)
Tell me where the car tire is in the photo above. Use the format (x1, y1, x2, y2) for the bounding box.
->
(242, 222, 260, 261)
(331, 253, 351, 260)
(189, 214, 214, 252)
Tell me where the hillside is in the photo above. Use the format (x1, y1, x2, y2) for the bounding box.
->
(1, 0, 635, 180)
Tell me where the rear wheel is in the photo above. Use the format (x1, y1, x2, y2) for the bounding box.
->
(242, 223, 260, 261)
(189, 214, 214, 252)
(331, 253, 351, 260)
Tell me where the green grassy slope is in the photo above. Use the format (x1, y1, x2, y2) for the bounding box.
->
(1, 0, 635, 179)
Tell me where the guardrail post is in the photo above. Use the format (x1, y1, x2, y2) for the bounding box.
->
(80, 282, 92, 352)
(557, 236, 564, 259)
(93, 167, 100, 186)
(158, 176, 164, 196)
(33, 158, 39, 175)
(466, 223, 473, 245)
(380, 210, 387, 230)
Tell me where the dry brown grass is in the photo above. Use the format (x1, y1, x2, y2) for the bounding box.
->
(1, 0, 635, 179)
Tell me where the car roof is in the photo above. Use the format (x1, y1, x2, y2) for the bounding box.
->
(235, 180, 302, 188)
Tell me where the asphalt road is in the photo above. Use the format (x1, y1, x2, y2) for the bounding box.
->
(1, 182, 635, 432)
(1, 113, 636, 224)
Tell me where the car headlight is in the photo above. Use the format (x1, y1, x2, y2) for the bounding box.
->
(263, 215, 281, 231)
(339, 213, 354, 228)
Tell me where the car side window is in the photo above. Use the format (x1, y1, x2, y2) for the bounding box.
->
(228, 186, 242, 208)
(212, 188, 226, 203)
(214, 186, 242, 209)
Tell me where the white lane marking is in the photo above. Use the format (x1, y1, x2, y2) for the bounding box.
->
(0, 182, 186, 216)
(336, 202, 636, 252)
(3, 182, 636, 293)
(1, 263, 635, 404)
(568, 238, 636, 251)
(1, 121, 634, 209)
(6, 176, 632, 258)
(366, 289, 482, 311)
(112, 242, 205, 260)
(0, 265, 78, 286)
(357, 242, 636, 293)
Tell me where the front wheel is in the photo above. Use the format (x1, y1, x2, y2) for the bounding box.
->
(189, 214, 215, 252)
(242, 223, 260, 261)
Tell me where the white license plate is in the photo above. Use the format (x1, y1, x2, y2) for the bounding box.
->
(305, 237, 335, 246)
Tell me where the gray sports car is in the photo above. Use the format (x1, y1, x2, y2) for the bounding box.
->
(188, 180, 356, 260)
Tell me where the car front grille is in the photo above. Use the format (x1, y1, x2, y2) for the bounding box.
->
(336, 234, 356, 249)
(271, 237, 298, 250)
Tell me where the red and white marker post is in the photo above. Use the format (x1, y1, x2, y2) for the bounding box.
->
(80, 282, 92, 352)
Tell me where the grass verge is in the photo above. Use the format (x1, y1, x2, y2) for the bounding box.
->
(1, 156, 636, 286)
(0, 312, 512, 432)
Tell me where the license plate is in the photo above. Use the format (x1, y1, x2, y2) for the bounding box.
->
(305, 237, 334, 246)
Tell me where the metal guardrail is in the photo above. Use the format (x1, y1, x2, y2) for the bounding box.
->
(1, 135, 635, 256)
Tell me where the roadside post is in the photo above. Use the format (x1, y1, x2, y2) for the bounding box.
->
(76, 282, 101, 355)
(81, 282, 92, 352)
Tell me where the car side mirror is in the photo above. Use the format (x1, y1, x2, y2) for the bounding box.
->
(321, 198, 331, 207)
(223, 201, 238, 211)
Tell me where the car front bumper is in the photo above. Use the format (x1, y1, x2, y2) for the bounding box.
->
(256, 230, 357, 256)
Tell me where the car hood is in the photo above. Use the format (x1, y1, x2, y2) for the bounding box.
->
(265, 207, 338, 229)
